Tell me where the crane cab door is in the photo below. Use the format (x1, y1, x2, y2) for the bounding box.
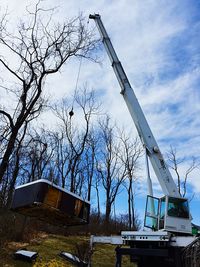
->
(144, 195, 159, 230)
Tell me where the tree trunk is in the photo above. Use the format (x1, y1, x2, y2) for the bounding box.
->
(131, 183, 135, 230)
(128, 180, 132, 230)
(95, 182, 101, 222)
(105, 200, 111, 225)
(0, 128, 19, 183)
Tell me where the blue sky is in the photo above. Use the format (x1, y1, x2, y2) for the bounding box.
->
(1, 0, 200, 225)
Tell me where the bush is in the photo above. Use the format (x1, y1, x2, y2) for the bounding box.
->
(0, 209, 41, 247)
(0, 209, 17, 247)
(74, 240, 92, 263)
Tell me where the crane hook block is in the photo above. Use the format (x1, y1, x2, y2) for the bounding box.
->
(69, 109, 74, 117)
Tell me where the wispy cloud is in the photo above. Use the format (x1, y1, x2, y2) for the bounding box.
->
(1, 0, 200, 221)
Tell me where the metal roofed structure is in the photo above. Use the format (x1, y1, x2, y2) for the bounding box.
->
(11, 179, 90, 226)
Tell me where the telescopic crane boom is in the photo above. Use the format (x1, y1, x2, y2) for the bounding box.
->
(89, 14, 178, 197)
(90, 14, 192, 234)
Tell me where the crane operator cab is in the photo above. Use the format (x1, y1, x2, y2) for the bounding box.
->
(144, 195, 191, 234)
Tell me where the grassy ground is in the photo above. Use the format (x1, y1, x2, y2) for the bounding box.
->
(0, 234, 136, 267)
(92, 243, 134, 267)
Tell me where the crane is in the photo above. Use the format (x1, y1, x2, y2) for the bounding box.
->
(89, 13, 192, 236)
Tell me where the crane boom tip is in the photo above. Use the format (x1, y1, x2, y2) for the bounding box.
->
(89, 14, 100, 20)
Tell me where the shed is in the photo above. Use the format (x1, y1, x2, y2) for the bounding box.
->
(11, 179, 90, 226)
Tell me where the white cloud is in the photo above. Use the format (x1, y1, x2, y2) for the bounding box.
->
(1, 0, 200, 221)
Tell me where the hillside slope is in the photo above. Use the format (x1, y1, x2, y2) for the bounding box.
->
(0, 234, 135, 267)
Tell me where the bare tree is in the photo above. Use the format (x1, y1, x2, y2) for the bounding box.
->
(167, 145, 199, 198)
(50, 130, 69, 187)
(96, 116, 126, 224)
(82, 129, 98, 201)
(53, 88, 99, 193)
(0, 2, 98, 184)
(0, 126, 56, 207)
(5, 123, 28, 206)
(93, 171, 101, 221)
(119, 132, 143, 230)
(19, 128, 55, 183)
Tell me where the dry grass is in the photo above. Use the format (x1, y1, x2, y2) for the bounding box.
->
(92, 243, 135, 267)
(0, 234, 136, 267)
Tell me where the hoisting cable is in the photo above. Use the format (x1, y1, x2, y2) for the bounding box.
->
(69, 57, 82, 118)
(69, 18, 90, 119)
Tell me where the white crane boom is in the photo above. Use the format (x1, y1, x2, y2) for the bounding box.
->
(89, 14, 179, 198)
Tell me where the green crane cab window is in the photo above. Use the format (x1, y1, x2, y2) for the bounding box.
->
(160, 197, 166, 219)
(167, 197, 189, 218)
